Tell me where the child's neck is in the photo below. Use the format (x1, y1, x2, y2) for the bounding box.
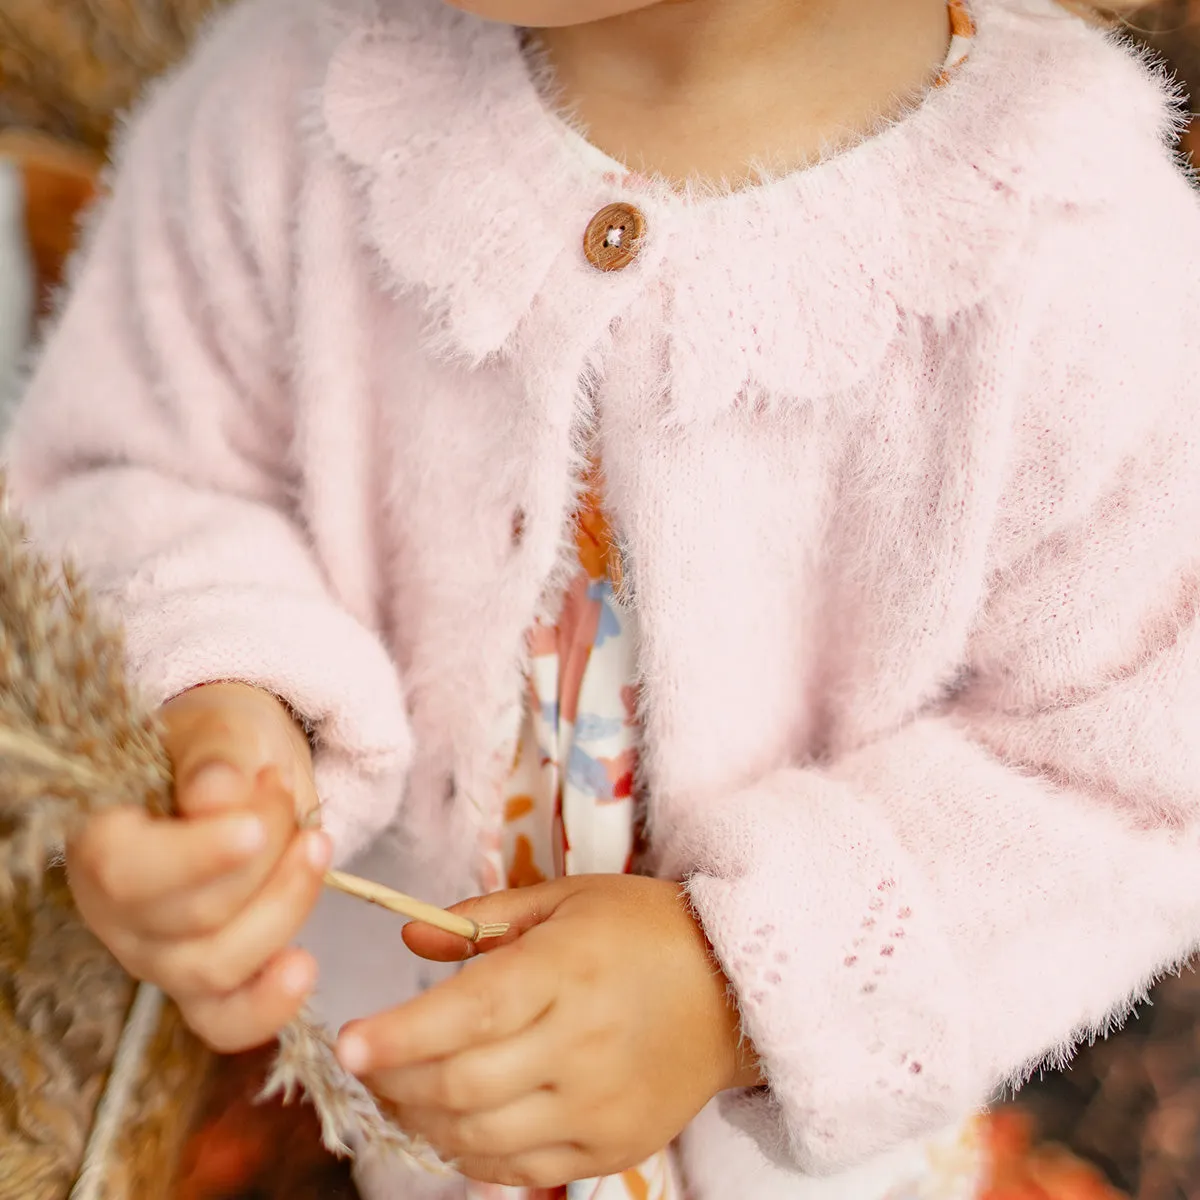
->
(534, 0, 952, 187)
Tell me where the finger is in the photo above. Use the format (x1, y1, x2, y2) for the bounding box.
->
(180, 947, 317, 1055)
(163, 685, 302, 817)
(153, 826, 331, 998)
(389, 1091, 564, 1163)
(66, 803, 270, 912)
(366, 1017, 558, 1114)
(132, 775, 308, 938)
(454, 1146, 588, 1190)
(402, 879, 576, 962)
(337, 941, 558, 1073)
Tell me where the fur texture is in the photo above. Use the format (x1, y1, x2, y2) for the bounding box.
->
(5, 0, 1200, 1193)
(0, 0, 226, 150)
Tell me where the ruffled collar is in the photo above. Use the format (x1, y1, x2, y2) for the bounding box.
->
(318, 0, 1176, 410)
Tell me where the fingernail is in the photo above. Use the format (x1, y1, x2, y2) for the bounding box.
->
(227, 815, 266, 854)
(305, 831, 333, 872)
(337, 1031, 370, 1074)
(280, 956, 314, 997)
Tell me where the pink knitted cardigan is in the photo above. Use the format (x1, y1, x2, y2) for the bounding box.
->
(5, 0, 1200, 1192)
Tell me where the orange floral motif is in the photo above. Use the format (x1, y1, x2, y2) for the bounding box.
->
(505, 795, 535, 823)
(620, 1169, 650, 1200)
(575, 502, 614, 582)
(574, 466, 622, 584)
(507, 835, 548, 890)
(949, 0, 976, 38)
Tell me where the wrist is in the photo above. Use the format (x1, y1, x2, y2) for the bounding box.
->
(716, 973, 763, 1091)
(728, 1039, 764, 1091)
(682, 889, 763, 1093)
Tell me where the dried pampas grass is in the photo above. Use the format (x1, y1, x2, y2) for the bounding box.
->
(0, 488, 441, 1193)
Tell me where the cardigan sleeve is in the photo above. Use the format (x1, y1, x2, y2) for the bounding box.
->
(1, 2, 411, 866)
(676, 215, 1200, 1173)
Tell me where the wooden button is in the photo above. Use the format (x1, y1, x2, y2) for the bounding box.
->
(584, 203, 646, 272)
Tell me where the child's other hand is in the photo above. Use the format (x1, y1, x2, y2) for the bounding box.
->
(66, 682, 332, 1053)
(335, 875, 761, 1188)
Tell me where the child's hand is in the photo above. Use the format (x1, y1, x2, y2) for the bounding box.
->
(335, 875, 761, 1188)
(66, 682, 332, 1053)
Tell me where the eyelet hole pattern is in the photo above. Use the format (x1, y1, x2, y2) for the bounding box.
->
(842, 879, 911, 996)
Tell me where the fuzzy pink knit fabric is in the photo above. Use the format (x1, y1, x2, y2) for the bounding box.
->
(5, 0, 1200, 1194)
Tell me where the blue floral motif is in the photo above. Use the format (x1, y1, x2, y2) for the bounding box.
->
(588, 581, 623, 649)
(573, 713, 624, 742)
(566, 745, 614, 800)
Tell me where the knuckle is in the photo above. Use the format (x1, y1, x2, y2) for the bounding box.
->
(468, 987, 500, 1040)
(178, 960, 217, 996)
(178, 894, 231, 938)
(431, 1116, 471, 1159)
(166, 948, 244, 998)
(204, 959, 248, 996)
(450, 1114, 492, 1157)
(434, 1063, 476, 1114)
(440, 1116, 512, 1163)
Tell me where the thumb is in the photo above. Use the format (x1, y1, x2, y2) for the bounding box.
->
(162, 683, 302, 817)
(402, 879, 578, 963)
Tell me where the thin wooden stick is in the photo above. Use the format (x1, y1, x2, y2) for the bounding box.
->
(323, 870, 509, 943)
(0, 724, 509, 941)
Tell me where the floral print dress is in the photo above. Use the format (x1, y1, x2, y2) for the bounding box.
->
(467, 6, 985, 1197)
(476, 467, 675, 1200)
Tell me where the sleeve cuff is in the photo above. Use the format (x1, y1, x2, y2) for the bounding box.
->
(680, 768, 976, 1174)
(123, 589, 413, 865)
